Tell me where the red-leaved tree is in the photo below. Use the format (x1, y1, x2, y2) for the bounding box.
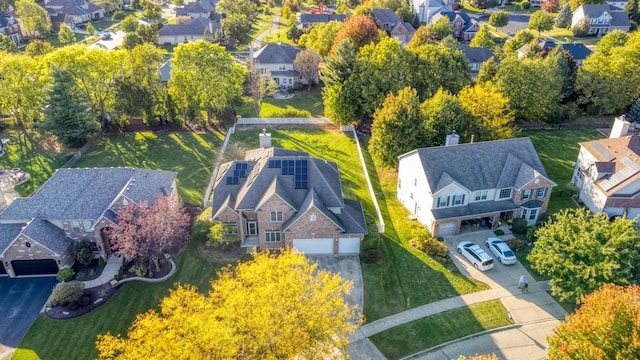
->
(111, 194, 190, 272)
(332, 15, 380, 52)
(541, 0, 560, 12)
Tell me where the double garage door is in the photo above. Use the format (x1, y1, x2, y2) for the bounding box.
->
(292, 238, 360, 255)
(11, 259, 58, 276)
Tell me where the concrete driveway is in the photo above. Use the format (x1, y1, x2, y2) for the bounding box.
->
(477, 14, 531, 37)
(307, 255, 363, 313)
(89, 30, 126, 50)
(0, 277, 57, 359)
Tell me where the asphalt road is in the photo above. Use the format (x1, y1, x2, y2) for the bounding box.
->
(0, 277, 57, 359)
(477, 13, 531, 37)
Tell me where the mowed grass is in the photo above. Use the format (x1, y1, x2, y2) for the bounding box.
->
(524, 130, 602, 215)
(370, 300, 511, 360)
(72, 131, 223, 204)
(0, 128, 73, 196)
(235, 89, 324, 118)
(14, 231, 228, 360)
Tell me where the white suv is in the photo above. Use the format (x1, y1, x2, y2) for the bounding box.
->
(456, 241, 495, 271)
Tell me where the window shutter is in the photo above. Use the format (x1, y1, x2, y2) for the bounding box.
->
(461, 194, 465, 204)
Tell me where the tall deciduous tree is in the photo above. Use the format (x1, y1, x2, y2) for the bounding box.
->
(529, 209, 640, 304)
(411, 43, 471, 98)
(332, 14, 379, 51)
(168, 41, 246, 122)
(246, 68, 276, 116)
(293, 49, 321, 90)
(24, 39, 54, 56)
(58, 23, 75, 45)
(556, 3, 572, 28)
(122, 32, 143, 50)
(298, 21, 342, 57)
(407, 24, 438, 48)
(489, 10, 509, 28)
(86, 22, 95, 36)
(470, 25, 496, 49)
(528, 10, 554, 34)
(458, 82, 515, 141)
(431, 16, 453, 40)
(422, 88, 471, 146)
(0, 53, 47, 127)
(503, 29, 535, 54)
(216, 0, 257, 20)
(97, 250, 360, 359)
(548, 284, 640, 359)
(0, 34, 18, 52)
(41, 67, 99, 147)
(15, 0, 51, 36)
(111, 194, 190, 272)
(222, 13, 252, 48)
(572, 17, 590, 36)
(369, 87, 427, 168)
(541, 0, 560, 12)
(477, 57, 498, 83)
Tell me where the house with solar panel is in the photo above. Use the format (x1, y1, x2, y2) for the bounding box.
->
(572, 116, 640, 219)
(211, 132, 367, 256)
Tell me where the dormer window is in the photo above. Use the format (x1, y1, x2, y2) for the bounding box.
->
(453, 194, 465, 205)
(499, 188, 512, 199)
(474, 190, 488, 201)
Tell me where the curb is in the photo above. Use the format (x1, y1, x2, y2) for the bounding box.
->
(114, 258, 177, 286)
(399, 319, 562, 360)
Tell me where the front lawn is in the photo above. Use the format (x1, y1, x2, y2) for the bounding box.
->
(0, 128, 73, 196)
(38, 32, 90, 48)
(524, 130, 602, 215)
(72, 131, 223, 204)
(14, 228, 228, 360)
(370, 300, 511, 360)
(235, 89, 324, 118)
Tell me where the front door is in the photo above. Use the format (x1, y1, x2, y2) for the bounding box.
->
(247, 221, 258, 236)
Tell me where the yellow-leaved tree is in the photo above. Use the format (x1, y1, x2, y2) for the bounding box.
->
(458, 82, 516, 142)
(96, 250, 361, 359)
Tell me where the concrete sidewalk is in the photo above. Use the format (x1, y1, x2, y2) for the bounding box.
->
(82, 258, 121, 288)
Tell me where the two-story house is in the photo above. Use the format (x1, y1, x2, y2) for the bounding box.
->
(253, 43, 315, 88)
(211, 133, 367, 255)
(0, 168, 177, 277)
(372, 9, 416, 45)
(0, 11, 21, 44)
(158, 16, 221, 45)
(412, 0, 454, 24)
(297, 13, 346, 29)
(43, 0, 105, 27)
(572, 116, 640, 219)
(175, 0, 217, 18)
(571, 4, 631, 36)
(431, 11, 479, 40)
(397, 135, 555, 237)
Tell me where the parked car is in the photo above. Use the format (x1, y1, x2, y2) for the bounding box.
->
(76, 23, 87, 29)
(485, 237, 517, 265)
(101, 33, 111, 40)
(457, 241, 494, 271)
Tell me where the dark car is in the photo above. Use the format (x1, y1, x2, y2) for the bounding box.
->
(101, 33, 112, 40)
(76, 23, 87, 29)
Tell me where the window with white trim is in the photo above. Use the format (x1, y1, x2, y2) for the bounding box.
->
(71, 221, 81, 232)
(536, 187, 547, 198)
(453, 194, 465, 205)
(474, 190, 488, 201)
(82, 220, 92, 231)
(521, 189, 532, 200)
(270, 211, 283, 222)
(498, 188, 512, 199)
(529, 208, 538, 221)
(265, 231, 281, 242)
(437, 196, 449, 207)
(223, 222, 238, 234)
(521, 208, 528, 219)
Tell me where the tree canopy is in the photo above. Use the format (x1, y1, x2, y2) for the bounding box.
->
(458, 82, 516, 141)
(298, 21, 342, 57)
(293, 49, 321, 90)
(529, 209, 640, 304)
(470, 25, 496, 49)
(528, 10, 554, 34)
(0, 52, 47, 126)
(332, 14, 380, 51)
(555, 3, 572, 28)
(489, 10, 509, 28)
(15, 0, 51, 36)
(547, 284, 640, 359)
(96, 250, 360, 359)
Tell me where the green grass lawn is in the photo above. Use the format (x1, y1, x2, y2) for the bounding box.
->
(14, 227, 229, 360)
(235, 89, 324, 118)
(72, 131, 223, 204)
(524, 130, 602, 215)
(499, 4, 537, 13)
(370, 300, 511, 360)
(0, 128, 73, 196)
(543, 28, 602, 46)
(39, 32, 90, 48)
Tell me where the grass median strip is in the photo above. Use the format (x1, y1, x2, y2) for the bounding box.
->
(370, 300, 511, 360)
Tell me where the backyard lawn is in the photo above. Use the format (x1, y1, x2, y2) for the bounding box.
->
(524, 129, 602, 215)
(0, 128, 73, 196)
(370, 300, 511, 360)
(14, 223, 229, 360)
(235, 89, 324, 118)
(39, 32, 90, 48)
(72, 131, 223, 204)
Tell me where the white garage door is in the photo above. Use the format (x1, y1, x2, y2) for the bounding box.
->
(338, 238, 360, 255)
(293, 238, 334, 255)
(437, 222, 457, 237)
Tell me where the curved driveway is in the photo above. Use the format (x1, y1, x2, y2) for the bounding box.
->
(477, 13, 531, 37)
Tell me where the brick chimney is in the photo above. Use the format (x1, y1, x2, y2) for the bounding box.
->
(610, 115, 631, 138)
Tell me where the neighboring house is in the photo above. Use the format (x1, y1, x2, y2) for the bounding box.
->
(460, 44, 496, 74)
(572, 116, 640, 220)
(159, 58, 171, 83)
(157, 16, 221, 45)
(297, 13, 346, 29)
(571, 4, 631, 36)
(431, 11, 479, 40)
(397, 135, 555, 237)
(176, 0, 217, 18)
(516, 40, 593, 66)
(211, 133, 367, 256)
(0, 11, 21, 43)
(43, 0, 105, 27)
(253, 43, 315, 88)
(0, 168, 177, 278)
(606, 0, 628, 10)
(412, 0, 453, 24)
(372, 8, 416, 45)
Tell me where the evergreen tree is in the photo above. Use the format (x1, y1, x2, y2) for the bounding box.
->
(628, 98, 640, 122)
(321, 39, 356, 88)
(547, 47, 577, 102)
(477, 57, 498, 83)
(42, 67, 100, 147)
(625, 0, 639, 29)
(555, 3, 572, 28)
(58, 23, 76, 45)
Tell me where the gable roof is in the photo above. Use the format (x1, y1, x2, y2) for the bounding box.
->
(609, 11, 631, 26)
(299, 13, 346, 24)
(176, 0, 217, 16)
(577, 4, 631, 27)
(391, 22, 416, 34)
(43, 0, 103, 17)
(372, 8, 401, 24)
(158, 16, 218, 36)
(22, 219, 71, 254)
(0, 11, 16, 28)
(517, 40, 593, 61)
(580, 135, 640, 195)
(434, 11, 477, 32)
(0, 223, 23, 255)
(400, 138, 551, 193)
(460, 44, 495, 64)
(253, 43, 301, 64)
(0, 168, 176, 222)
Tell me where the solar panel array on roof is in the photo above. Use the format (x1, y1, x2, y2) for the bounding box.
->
(295, 159, 308, 189)
(590, 141, 615, 161)
(268, 159, 281, 168)
(234, 163, 248, 178)
(282, 160, 295, 175)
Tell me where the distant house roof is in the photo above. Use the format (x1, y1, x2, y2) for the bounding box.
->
(399, 138, 552, 193)
(298, 13, 346, 24)
(0, 11, 16, 28)
(159, 59, 171, 82)
(158, 17, 218, 36)
(391, 22, 416, 34)
(253, 43, 301, 65)
(43, 0, 103, 18)
(516, 40, 593, 61)
(580, 136, 640, 196)
(609, 10, 632, 27)
(212, 147, 367, 235)
(434, 11, 477, 32)
(372, 8, 402, 24)
(576, 4, 631, 27)
(460, 44, 495, 64)
(175, 0, 217, 16)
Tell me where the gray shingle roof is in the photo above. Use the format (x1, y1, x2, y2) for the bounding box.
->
(253, 43, 301, 65)
(0, 11, 14, 28)
(517, 40, 592, 61)
(460, 44, 495, 64)
(610, 11, 631, 27)
(158, 17, 219, 36)
(0, 223, 24, 255)
(401, 138, 550, 193)
(372, 8, 401, 24)
(299, 13, 346, 24)
(432, 199, 519, 220)
(22, 220, 71, 255)
(175, 0, 217, 16)
(0, 168, 176, 222)
(159, 59, 171, 82)
(436, 11, 477, 32)
(44, 0, 103, 17)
